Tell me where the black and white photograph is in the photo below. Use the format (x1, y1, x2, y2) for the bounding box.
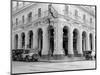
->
(11, 0, 96, 74)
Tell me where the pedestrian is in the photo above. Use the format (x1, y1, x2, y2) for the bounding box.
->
(91, 50, 95, 60)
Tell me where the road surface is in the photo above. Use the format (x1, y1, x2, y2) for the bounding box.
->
(12, 60, 96, 74)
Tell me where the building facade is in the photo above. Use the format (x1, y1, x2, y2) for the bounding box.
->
(12, 1, 96, 58)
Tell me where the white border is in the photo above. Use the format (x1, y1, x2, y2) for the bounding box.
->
(0, 0, 99, 75)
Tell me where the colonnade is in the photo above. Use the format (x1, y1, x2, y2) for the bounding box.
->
(13, 25, 95, 57)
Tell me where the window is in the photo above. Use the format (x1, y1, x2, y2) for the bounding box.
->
(75, 10, 78, 17)
(38, 8, 41, 17)
(90, 18, 92, 23)
(22, 15, 24, 23)
(65, 5, 69, 14)
(17, 1, 19, 7)
(28, 12, 32, 22)
(16, 18, 18, 25)
(83, 14, 86, 22)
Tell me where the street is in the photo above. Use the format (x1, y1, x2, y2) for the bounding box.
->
(12, 60, 96, 74)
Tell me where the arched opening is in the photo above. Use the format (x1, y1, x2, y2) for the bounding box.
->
(28, 12, 32, 22)
(48, 25, 54, 56)
(63, 26, 68, 56)
(73, 29, 78, 56)
(21, 32, 25, 49)
(89, 33, 93, 51)
(82, 31, 87, 55)
(28, 30, 33, 49)
(15, 34, 18, 49)
(38, 28, 43, 56)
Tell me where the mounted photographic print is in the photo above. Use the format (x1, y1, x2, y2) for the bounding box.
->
(11, 0, 96, 74)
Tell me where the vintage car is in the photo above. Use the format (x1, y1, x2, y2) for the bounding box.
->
(83, 50, 92, 60)
(12, 49, 24, 61)
(21, 49, 39, 62)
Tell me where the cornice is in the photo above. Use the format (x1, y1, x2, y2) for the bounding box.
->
(75, 6, 95, 17)
(59, 14, 95, 30)
(12, 3, 38, 17)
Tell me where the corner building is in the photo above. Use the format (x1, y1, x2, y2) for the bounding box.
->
(12, 1, 96, 59)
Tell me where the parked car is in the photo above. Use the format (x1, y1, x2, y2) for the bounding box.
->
(83, 50, 92, 60)
(21, 49, 39, 62)
(12, 49, 24, 61)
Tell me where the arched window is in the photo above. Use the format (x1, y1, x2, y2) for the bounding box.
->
(21, 32, 25, 48)
(38, 28, 43, 56)
(48, 25, 54, 56)
(22, 15, 25, 23)
(73, 29, 79, 56)
(16, 18, 18, 25)
(75, 10, 78, 17)
(28, 30, 33, 49)
(63, 26, 69, 55)
(65, 5, 69, 14)
(15, 34, 18, 49)
(38, 8, 41, 17)
(28, 12, 32, 22)
(83, 14, 86, 22)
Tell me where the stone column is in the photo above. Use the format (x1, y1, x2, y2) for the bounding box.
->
(53, 24, 64, 56)
(33, 29, 38, 49)
(77, 31, 83, 56)
(25, 32, 28, 49)
(68, 28, 74, 56)
(86, 33, 90, 51)
(42, 26, 49, 55)
(18, 34, 21, 49)
(92, 34, 95, 51)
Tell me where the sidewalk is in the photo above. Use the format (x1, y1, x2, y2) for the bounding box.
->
(12, 60, 95, 74)
(38, 56, 86, 63)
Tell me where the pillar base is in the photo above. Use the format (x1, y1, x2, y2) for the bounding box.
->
(68, 54, 74, 57)
(53, 54, 64, 60)
(40, 54, 64, 60)
(77, 54, 83, 57)
(74, 54, 83, 57)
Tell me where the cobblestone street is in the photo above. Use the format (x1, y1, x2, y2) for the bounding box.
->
(12, 60, 96, 74)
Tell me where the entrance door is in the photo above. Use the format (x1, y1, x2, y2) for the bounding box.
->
(63, 26, 68, 56)
(15, 34, 18, 49)
(28, 31, 33, 49)
(21, 33, 25, 49)
(73, 29, 78, 56)
(38, 28, 43, 56)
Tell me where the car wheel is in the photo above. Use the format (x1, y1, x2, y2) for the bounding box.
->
(25, 56, 29, 62)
